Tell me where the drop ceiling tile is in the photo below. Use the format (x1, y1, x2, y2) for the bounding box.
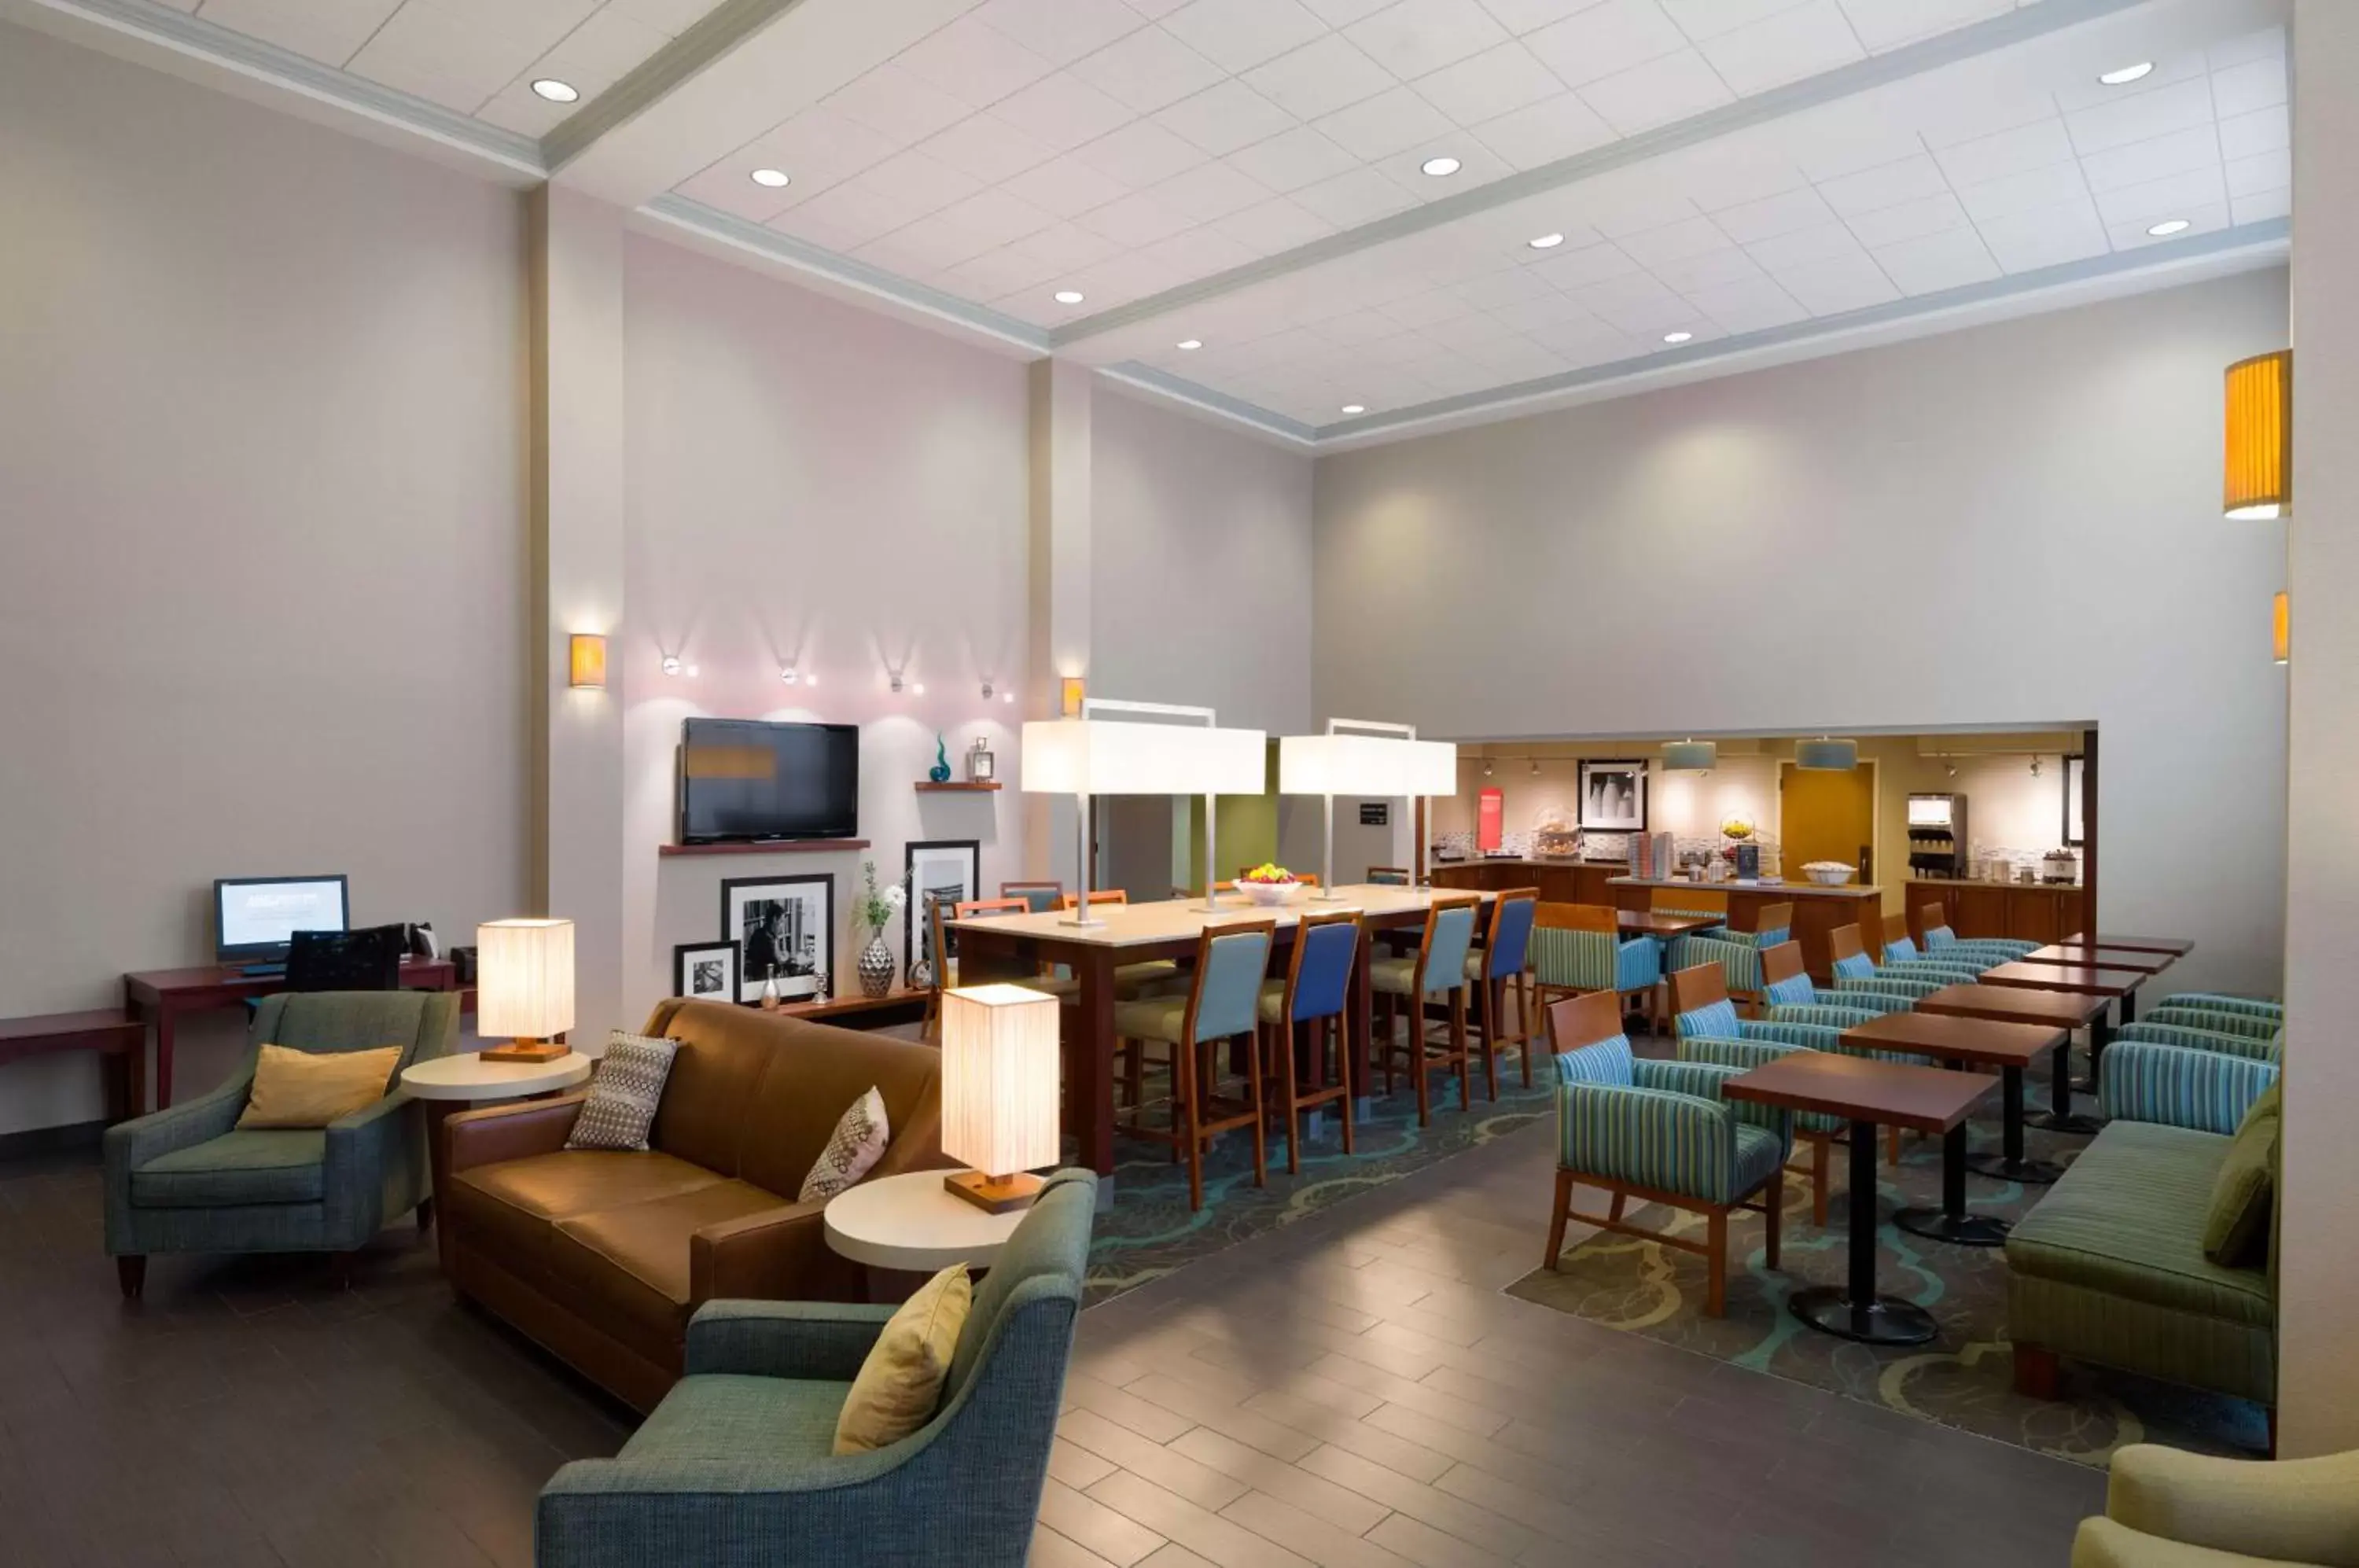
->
(1871, 224, 1997, 294)
(1153, 158, 1275, 221)
(1578, 182, 1700, 237)
(2080, 124, 2221, 196)
(1155, 80, 1300, 154)
(1835, 0, 2007, 54)
(1529, 241, 1642, 289)
(1139, 223, 1263, 276)
(1709, 184, 1838, 244)
(2048, 50, 2207, 117)
(895, 15, 1058, 108)
(1011, 219, 1128, 271)
(1417, 311, 1526, 349)
(1930, 116, 2074, 188)
(1767, 249, 1897, 313)
(2063, 77, 2214, 157)
(1412, 41, 1564, 124)
(1910, 78, 2062, 153)
(1578, 48, 1734, 136)
(1772, 98, 1924, 181)
(918, 115, 1062, 184)
(2092, 164, 2225, 228)
(673, 153, 797, 222)
(1161, 0, 1329, 72)
(1382, 288, 1482, 327)
(2226, 147, 2291, 201)
(1971, 197, 2107, 273)
(1224, 126, 1361, 191)
(1313, 308, 1411, 344)
(1305, 0, 1400, 23)
(2103, 200, 2229, 252)
(1575, 272, 1695, 332)
(1240, 34, 1397, 121)
(742, 106, 903, 197)
(1529, 316, 1644, 365)
(1484, 291, 1604, 331)
(1345, 0, 1511, 78)
(1525, 0, 1686, 89)
(1457, 336, 1573, 379)
(2208, 25, 2284, 72)
(2217, 105, 2288, 164)
(857, 223, 993, 279)
(932, 189, 1062, 251)
(1743, 218, 1864, 269)
(1453, 265, 1559, 307)
(1074, 118, 1208, 186)
(477, 90, 574, 138)
(999, 153, 1133, 217)
(940, 245, 1069, 300)
(1213, 195, 1338, 253)
(607, 0, 723, 31)
(1316, 86, 1459, 161)
(772, 180, 922, 251)
(196, 0, 399, 68)
(1470, 92, 1617, 169)
(1669, 138, 1810, 210)
(1653, 245, 1765, 293)
(1371, 142, 1516, 200)
(524, 4, 671, 79)
(1952, 160, 2089, 224)
(1661, 0, 1813, 42)
(1684, 274, 1808, 332)
(348, 3, 540, 110)
(1074, 190, 1199, 245)
(991, 71, 1137, 153)
(970, 0, 1150, 68)
(1294, 166, 1423, 226)
(825, 64, 977, 149)
(1698, 0, 1862, 97)
(1615, 214, 1735, 267)
(1067, 24, 1228, 113)
(2232, 185, 2288, 226)
(1816, 153, 1948, 218)
(1845, 190, 1967, 247)
(852, 146, 983, 220)
(2209, 55, 2287, 120)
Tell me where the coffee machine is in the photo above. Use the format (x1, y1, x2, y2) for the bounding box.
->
(1906, 793, 1968, 878)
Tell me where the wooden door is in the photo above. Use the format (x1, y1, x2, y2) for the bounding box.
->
(1779, 761, 1876, 885)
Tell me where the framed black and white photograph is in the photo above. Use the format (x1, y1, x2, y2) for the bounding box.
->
(672, 940, 738, 1005)
(2063, 753, 2086, 847)
(1577, 760, 1648, 832)
(721, 874, 833, 1003)
(905, 838, 980, 985)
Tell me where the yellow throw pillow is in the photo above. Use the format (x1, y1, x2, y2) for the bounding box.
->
(236, 1043, 404, 1129)
(832, 1264, 972, 1456)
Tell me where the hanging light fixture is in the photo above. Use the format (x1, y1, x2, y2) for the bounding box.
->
(1795, 737, 1858, 771)
(2224, 350, 2291, 518)
(2274, 591, 2290, 665)
(1662, 738, 1717, 772)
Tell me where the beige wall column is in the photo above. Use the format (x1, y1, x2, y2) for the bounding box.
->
(530, 186, 628, 1043)
(1026, 359, 1092, 885)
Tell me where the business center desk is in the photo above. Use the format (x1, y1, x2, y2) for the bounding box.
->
(949, 884, 1496, 1177)
(125, 958, 458, 1110)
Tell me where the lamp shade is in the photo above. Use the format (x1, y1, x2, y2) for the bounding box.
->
(1662, 739, 1717, 772)
(2274, 591, 2290, 665)
(1021, 718, 1266, 796)
(1278, 732, 1457, 797)
(477, 918, 575, 1040)
(568, 633, 607, 690)
(2224, 350, 2291, 519)
(940, 983, 1061, 1179)
(1795, 738, 1858, 771)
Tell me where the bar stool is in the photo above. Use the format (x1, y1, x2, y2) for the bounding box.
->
(1257, 907, 1361, 1172)
(1466, 887, 1538, 1095)
(1370, 893, 1481, 1125)
(1113, 919, 1278, 1210)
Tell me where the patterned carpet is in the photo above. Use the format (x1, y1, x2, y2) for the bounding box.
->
(1503, 1106, 2269, 1467)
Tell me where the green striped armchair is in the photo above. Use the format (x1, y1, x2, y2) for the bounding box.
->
(2117, 1020, 2284, 1066)
(1825, 944, 1956, 1007)
(2158, 992, 2280, 1021)
(2147, 1006, 2282, 1040)
(2100, 1040, 2279, 1136)
(1919, 920, 2041, 966)
(1529, 911, 1662, 1030)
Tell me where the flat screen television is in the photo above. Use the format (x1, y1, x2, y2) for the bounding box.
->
(678, 719, 859, 844)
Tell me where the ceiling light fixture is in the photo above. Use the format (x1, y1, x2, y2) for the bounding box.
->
(1663, 331, 1694, 344)
(1529, 232, 1566, 249)
(750, 167, 791, 188)
(2099, 61, 2155, 85)
(2147, 218, 2191, 237)
(782, 666, 798, 684)
(1420, 156, 1461, 177)
(1340, 403, 1365, 415)
(531, 78, 580, 103)
(1053, 289, 1084, 305)
(1176, 338, 1202, 350)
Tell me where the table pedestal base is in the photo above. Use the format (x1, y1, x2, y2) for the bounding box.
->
(1893, 1208, 2011, 1247)
(2026, 1110, 2102, 1135)
(1963, 1152, 2065, 1185)
(1787, 1287, 1939, 1345)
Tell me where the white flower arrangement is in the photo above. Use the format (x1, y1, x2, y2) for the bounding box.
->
(857, 861, 908, 936)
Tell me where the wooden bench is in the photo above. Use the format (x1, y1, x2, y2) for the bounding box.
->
(0, 1010, 148, 1121)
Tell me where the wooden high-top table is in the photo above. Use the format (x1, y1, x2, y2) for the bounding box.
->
(950, 885, 1496, 1176)
(1916, 984, 2111, 1136)
(1723, 1052, 1993, 1345)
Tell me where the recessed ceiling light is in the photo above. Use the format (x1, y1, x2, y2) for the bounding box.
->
(1529, 232, 1566, 249)
(531, 78, 580, 103)
(2147, 218, 2191, 237)
(750, 167, 790, 189)
(1420, 156, 1462, 177)
(1662, 331, 1694, 344)
(1054, 289, 1084, 304)
(1340, 403, 1366, 415)
(2099, 61, 2155, 85)
(1176, 338, 1202, 350)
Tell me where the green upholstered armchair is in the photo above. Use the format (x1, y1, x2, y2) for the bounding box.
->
(103, 990, 457, 1297)
(535, 1169, 1097, 1568)
(2073, 1445, 2359, 1567)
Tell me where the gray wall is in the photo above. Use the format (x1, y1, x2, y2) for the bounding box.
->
(1314, 269, 2291, 996)
(0, 24, 530, 1131)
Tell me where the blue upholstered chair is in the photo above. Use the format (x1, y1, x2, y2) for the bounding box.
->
(1529, 903, 1663, 1043)
(1258, 907, 1361, 1173)
(2118, 1019, 2285, 1066)
(2145, 1007, 2283, 1040)
(1466, 888, 1539, 1093)
(1542, 991, 1789, 1317)
(1757, 940, 1912, 1022)
(1113, 918, 1276, 1210)
(1823, 924, 1955, 1007)
(1666, 900, 1794, 1006)
(1365, 866, 1411, 886)
(1915, 904, 2040, 965)
(2158, 992, 2281, 1021)
(2100, 1039, 2280, 1136)
(1876, 917, 1992, 979)
(104, 990, 456, 1297)
(535, 1169, 1097, 1568)
(1371, 893, 1481, 1124)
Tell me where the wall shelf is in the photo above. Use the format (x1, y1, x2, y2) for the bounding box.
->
(659, 838, 870, 857)
(914, 781, 1001, 792)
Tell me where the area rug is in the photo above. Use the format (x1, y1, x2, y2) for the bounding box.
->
(1503, 1117, 2268, 1467)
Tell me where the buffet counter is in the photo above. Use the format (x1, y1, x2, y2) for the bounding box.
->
(1906, 879, 2088, 946)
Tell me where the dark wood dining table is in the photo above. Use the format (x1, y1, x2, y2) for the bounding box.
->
(1841, 1012, 2072, 1225)
(2061, 933, 2195, 956)
(1617, 911, 1721, 939)
(1915, 983, 2111, 1135)
(2018, 944, 2176, 975)
(1723, 1051, 1994, 1345)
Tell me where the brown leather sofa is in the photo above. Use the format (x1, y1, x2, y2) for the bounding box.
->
(439, 999, 950, 1412)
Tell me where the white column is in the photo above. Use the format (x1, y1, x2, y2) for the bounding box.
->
(1026, 359, 1092, 886)
(530, 186, 628, 1046)
(2278, 0, 2359, 1458)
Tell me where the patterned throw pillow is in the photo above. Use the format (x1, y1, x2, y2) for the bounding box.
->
(799, 1086, 890, 1202)
(564, 1031, 679, 1151)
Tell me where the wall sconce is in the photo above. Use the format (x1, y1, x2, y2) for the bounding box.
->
(661, 654, 698, 678)
(889, 672, 925, 695)
(782, 666, 816, 686)
(2274, 591, 2290, 665)
(2224, 350, 2291, 519)
(1059, 676, 1086, 717)
(568, 634, 607, 690)
(981, 680, 995, 701)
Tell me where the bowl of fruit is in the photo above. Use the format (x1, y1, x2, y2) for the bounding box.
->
(1235, 864, 1306, 905)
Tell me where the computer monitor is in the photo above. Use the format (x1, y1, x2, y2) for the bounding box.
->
(214, 875, 349, 963)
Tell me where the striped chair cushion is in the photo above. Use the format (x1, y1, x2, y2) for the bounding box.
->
(2100, 1040, 2280, 1136)
(2148, 1007, 2283, 1040)
(2117, 1021, 2284, 1065)
(1766, 1003, 1890, 1030)
(2160, 993, 2282, 1021)
(1668, 935, 1768, 995)
(1554, 1034, 1636, 1087)
(1530, 929, 1665, 994)
(1831, 951, 1879, 981)
(1555, 1076, 1781, 1206)
(1673, 1036, 1832, 1137)
(1763, 974, 1816, 1007)
(1834, 976, 1945, 1003)
(1674, 999, 1743, 1039)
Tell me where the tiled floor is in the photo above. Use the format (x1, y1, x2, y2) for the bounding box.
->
(0, 1116, 2102, 1567)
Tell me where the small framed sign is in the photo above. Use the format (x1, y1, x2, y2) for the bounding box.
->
(1358, 801, 1389, 826)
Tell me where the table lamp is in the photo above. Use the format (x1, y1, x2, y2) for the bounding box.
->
(477, 918, 574, 1063)
(939, 982, 1060, 1213)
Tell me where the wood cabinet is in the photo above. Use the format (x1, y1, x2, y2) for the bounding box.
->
(1907, 882, 2086, 945)
(1429, 860, 1624, 904)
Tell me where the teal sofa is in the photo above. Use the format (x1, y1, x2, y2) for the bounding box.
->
(535, 1168, 1097, 1568)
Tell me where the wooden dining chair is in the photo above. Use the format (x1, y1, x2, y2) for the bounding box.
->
(1258, 907, 1361, 1172)
(926, 897, 1036, 1037)
(1112, 918, 1279, 1210)
(1529, 903, 1663, 1039)
(1370, 893, 1481, 1124)
(1366, 866, 1411, 886)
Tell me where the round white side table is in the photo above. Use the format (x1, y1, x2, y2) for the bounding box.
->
(401, 1051, 594, 1259)
(823, 1169, 1026, 1275)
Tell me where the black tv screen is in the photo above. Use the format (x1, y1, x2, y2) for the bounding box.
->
(679, 719, 859, 844)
